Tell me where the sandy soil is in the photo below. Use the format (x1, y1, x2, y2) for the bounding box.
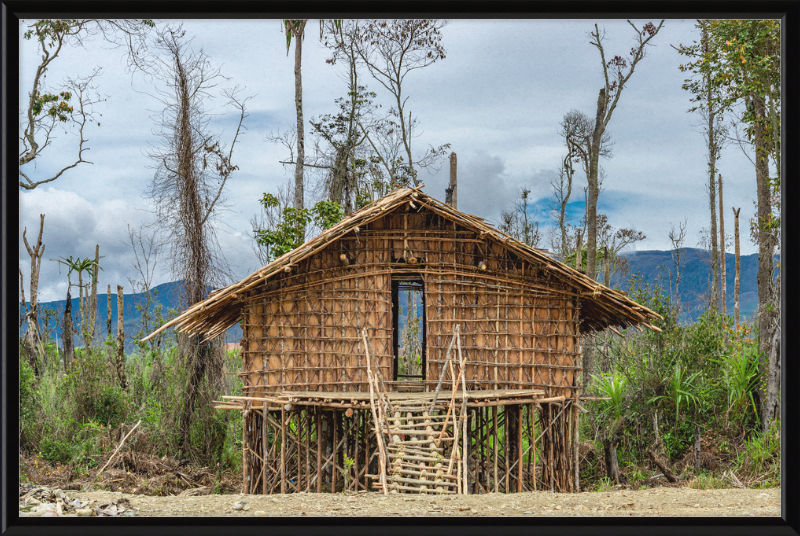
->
(61, 487, 780, 517)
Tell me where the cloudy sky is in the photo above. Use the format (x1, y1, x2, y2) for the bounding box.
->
(19, 18, 768, 303)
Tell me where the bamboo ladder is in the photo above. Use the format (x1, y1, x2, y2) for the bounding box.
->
(363, 327, 468, 494)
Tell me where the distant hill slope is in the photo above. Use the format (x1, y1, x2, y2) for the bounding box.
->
(19, 281, 243, 352)
(20, 248, 775, 349)
(616, 248, 773, 322)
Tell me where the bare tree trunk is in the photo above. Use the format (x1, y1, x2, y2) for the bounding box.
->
(586, 88, 606, 280)
(603, 246, 610, 287)
(107, 284, 113, 338)
(707, 130, 719, 314)
(602, 416, 623, 484)
(733, 207, 741, 329)
(693, 424, 702, 469)
(753, 94, 777, 429)
(575, 230, 583, 271)
(449, 152, 457, 209)
(292, 20, 307, 211)
(88, 244, 100, 353)
(22, 214, 46, 374)
(115, 285, 127, 391)
(765, 320, 780, 429)
(63, 288, 75, 370)
(718, 175, 726, 316)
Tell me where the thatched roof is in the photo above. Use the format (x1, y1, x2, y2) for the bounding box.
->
(143, 187, 661, 342)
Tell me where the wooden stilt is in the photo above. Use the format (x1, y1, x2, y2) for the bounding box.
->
(316, 409, 322, 493)
(261, 408, 269, 495)
(281, 406, 286, 494)
(518, 406, 523, 493)
(332, 410, 338, 493)
(493, 406, 498, 493)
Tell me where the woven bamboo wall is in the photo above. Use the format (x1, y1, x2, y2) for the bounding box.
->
(240, 204, 581, 397)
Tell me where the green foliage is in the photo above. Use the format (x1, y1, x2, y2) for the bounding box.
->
(652, 363, 703, 423)
(31, 91, 73, 121)
(712, 330, 763, 429)
(591, 372, 627, 418)
(253, 193, 344, 262)
(19, 334, 244, 475)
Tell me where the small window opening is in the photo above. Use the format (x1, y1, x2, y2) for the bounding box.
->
(392, 278, 425, 382)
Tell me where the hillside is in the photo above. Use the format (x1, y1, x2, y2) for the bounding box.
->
(616, 248, 772, 322)
(19, 281, 243, 352)
(20, 248, 774, 349)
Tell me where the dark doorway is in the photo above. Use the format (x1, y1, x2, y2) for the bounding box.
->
(392, 277, 425, 382)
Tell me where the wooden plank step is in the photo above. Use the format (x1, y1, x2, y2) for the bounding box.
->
(391, 438, 455, 446)
(370, 483, 456, 494)
(388, 429, 441, 436)
(390, 468, 458, 481)
(388, 453, 445, 464)
(387, 444, 444, 454)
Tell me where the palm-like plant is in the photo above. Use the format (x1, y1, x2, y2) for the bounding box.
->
(56, 255, 101, 343)
(592, 372, 628, 418)
(714, 344, 763, 427)
(651, 363, 702, 422)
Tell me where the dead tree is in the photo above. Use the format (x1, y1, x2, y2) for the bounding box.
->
(63, 288, 75, 370)
(732, 207, 741, 329)
(87, 244, 101, 353)
(146, 25, 249, 451)
(20, 214, 46, 374)
(107, 284, 113, 338)
(718, 174, 726, 314)
(116, 285, 128, 391)
(584, 20, 663, 279)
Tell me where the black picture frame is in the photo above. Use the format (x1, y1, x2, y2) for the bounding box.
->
(3, 2, 797, 535)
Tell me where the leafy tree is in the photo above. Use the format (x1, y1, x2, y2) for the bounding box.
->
(677, 19, 780, 429)
(253, 193, 344, 263)
(19, 19, 154, 190)
(353, 19, 451, 186)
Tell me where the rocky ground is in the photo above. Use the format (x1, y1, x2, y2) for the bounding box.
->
(19, 484, 780, 518)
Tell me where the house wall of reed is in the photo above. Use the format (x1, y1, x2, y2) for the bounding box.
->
(239, 205, 581, 398)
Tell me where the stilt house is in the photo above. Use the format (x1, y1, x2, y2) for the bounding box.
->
(147, 187, 661, 495)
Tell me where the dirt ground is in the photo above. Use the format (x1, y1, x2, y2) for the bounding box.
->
(61, 487, 780, 517)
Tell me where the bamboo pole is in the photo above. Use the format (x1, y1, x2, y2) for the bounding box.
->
(316, 409, 322, 493)
(280, 406, 286, 494)
(261, 410, 269, 495)
(362, 329, 388, 495)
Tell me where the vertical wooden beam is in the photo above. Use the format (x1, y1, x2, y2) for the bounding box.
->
(530, 403, 536, 491)
(305, 410, 311, 492)
(243, 410, 249, 494)
(296, 410, 302, 493)
(493, 406, 498, 493)
(518, 406, 523, 493)
(280, 406, 286, 494)
(316, 409, 322, 493)
(573, 401, 580, 492)
(262, 407, 268, 494)
(332, 410, 338, 493)
(504, 406, 510, 493)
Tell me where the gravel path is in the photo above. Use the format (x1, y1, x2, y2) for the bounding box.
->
(55, 487, 780, 517)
